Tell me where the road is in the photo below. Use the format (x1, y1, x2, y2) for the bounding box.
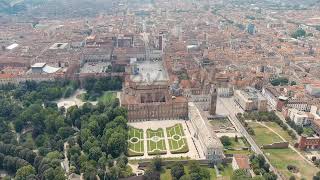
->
(142, 21, 150, 62)
(218, 97, 283, 180)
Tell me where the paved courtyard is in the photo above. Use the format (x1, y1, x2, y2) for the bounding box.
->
(128, 120, 206, 160)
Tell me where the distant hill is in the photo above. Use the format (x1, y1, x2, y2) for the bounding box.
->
(0, 0, 26, 14)
(0, 0, 46, 14)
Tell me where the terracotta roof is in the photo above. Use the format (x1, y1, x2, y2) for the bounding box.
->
(180, 80, 191, 88)
(0, 73, 16, 79)
(234, 154, 250, 169)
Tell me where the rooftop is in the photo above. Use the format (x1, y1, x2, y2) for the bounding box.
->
(130, 61, 169, 85)
(31, 63, 46, 68)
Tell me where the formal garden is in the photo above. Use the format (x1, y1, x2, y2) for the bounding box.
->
(128, 127, 144, 157)
(166, 124, 189, 154)
(147, 128, 167, 155)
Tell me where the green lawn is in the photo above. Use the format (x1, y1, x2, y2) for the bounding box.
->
(264, 148, 319, 179)
(264, 122, 296, 144)
(98, 91, 116, 105)
(127, 127, 144, 157)
(160, 169, 172, 180)
(161, 166, 217, 180)
(224, 137, 249, 149)
(224, 149, 252, 155)
(147, 128, 167, 155)
(249, 122, 284, 146)
(220, 164, 233, 180)
(166, 124, 189, 154)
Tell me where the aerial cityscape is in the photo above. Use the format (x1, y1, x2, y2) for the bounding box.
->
(1, 0, 320, 179)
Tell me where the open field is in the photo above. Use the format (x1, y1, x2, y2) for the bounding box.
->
(128, 127, 144, 157)
(147, 128, 167, 155)
(249, 122, 284, 146)
(264, 122, 296, 144)
(166, 124, 189, 154)
(264, 148, 319, 179)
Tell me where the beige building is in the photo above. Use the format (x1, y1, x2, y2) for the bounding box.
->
(188, 102, 224, 163)
(234, 87, 267, 112)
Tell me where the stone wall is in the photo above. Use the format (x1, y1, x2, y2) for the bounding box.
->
(261, 141, 289, 149)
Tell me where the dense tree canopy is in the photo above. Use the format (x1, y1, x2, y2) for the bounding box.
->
(0, 77, 128, 179)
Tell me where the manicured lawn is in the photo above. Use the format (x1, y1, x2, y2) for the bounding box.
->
(166, 124, 189, 154)
(264, 148, 319, 179)
(249, 122, 283, 146)
(127, 127, 144, 157)
(147, 128, 167, 155)
(264, 122, 296, 144)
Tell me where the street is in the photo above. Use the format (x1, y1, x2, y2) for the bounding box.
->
(218, 97, 283, 180)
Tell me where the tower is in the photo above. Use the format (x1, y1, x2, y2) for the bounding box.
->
(209, 87, 218, 115)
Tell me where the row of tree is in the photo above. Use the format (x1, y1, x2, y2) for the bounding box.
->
(242, 111, 297, 140)
(250, 154, 277, 180)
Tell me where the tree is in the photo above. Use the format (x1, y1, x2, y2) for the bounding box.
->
(150, 156, 162, 172)
(46, 151, 62, 160)
(15, 165, 36, 180)
(143, 169, 160, 180)
(235, 135, 238, 142)
(263, 172, 277, 180)
(252, 176, 264, 180)
(89, 146, 103, 161)
(290, 81, 297, 86)
(291, 28, 306, 39)
(171, 162, 185, 180)
(179, 175, 191, 180)
(231, 169, 251, 180)
(58, 126, 75, 139)
(289, 176, 296, 180)
(220, 136, 231, 146)
(44, 167, 66, 180)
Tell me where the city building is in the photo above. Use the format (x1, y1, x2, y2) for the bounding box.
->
(287, 108, 311, 126)
(262, 86, 280, 110)
(234, 88, 267, 112)
(286, 99, 311, 112)
(298, 135, 320, 150)
(121, 60, 188, 121)
(306, 84, 320, 97)
(30, 63, 61, 74)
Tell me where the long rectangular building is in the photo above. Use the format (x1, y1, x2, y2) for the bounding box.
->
(188, 102, 224, 163)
